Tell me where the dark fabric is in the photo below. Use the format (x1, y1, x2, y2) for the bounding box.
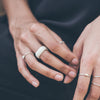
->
(0, 0, 100, 100)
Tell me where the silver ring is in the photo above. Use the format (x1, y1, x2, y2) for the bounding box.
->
(59, 41, 64, 44)
(80, 73, 91, 77)
(22, 52, 33, 60)
(93, 76, 100, 78)
(35, 46, 48, 59)
(92, 82, 100, 87)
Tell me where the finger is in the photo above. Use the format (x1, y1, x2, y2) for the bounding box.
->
(86, 63, 100, 100)
(25, 54, 64, 81)
(30, 23, 79, 65)
(40, 50, 77, 76)
(73, 55, 94, 100)
(64, 25, 93, 85)
(18, 42, 64, 81)
(49, 29, 78, 82)
(15, 49, 39, 88)
(86, 85, 100, 100)
(73, 24, 90, 60)
(64, 29, 85, 84)
(64, 75, 74, 84)
(21, 33, 77, 77)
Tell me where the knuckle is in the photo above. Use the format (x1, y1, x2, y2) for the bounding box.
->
(45, 70, 53, 77)
(77, 82, 87, 94)
(28, 60, 35, 68)
(59, 64, 69, 74)
(9, 23, 16, 34)
(30, 23, 40, 32)
(81, 53, 96, 64)
(30, 23, 46, 33)
(50, 43, 61, 53)
(90, 92, 99, 99)
(20, 33, 28, 41)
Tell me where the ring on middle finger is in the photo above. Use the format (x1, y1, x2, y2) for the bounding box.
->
(35, 46, 48, 59)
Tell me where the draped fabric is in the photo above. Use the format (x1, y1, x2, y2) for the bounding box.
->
(0, 0, 100, 100)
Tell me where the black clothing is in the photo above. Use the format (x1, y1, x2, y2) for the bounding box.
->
(0, 0, 100, 100)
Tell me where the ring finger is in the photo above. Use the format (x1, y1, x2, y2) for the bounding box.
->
(18, 42, 64, 81)
(21, 33, 77, 77)
(30, 23, 79, 65)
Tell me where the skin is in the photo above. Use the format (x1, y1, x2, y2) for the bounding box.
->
(71, 16, 100, 100)
(2, 0, 79, 87)
(2, 0, 100, 99)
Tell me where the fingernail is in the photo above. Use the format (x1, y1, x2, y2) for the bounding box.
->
(55, 74, 63, 81)
(68, 71, 76, 78)
(72, 58, 79, 65)
(32, 81, 38, 87)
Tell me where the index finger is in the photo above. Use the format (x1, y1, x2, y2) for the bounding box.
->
(73, 57, 94, 100)
(30, 23, 79, 65)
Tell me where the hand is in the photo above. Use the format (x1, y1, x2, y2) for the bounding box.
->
(71, 16, 100, 100)
(9, 15, 79, 88)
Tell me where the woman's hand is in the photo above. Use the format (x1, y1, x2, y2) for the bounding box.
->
(9, 15, 79, 87)
(69, 16, 100, 100)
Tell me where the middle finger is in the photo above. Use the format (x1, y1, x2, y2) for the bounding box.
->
(30, 23, 79, 65)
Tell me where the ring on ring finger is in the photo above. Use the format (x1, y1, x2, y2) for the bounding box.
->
(22, 52, 33, 60)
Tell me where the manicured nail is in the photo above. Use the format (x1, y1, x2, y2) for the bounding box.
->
(68, 71, 76, 78)
(32, 81, 38, 87)
(55, 74, 63, 81)
(72, 58, 79, 65)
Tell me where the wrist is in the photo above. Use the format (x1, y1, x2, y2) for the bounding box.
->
(3, 0, 37, 23)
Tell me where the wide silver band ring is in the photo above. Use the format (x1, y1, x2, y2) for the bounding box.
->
(80, 73, 91, 77)
(35, 46, 48, 59)
(22, 52, 33, 60)
(92, 82, 100, 87)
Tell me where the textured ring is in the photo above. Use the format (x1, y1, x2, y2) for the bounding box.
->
(22, 52, 33, 60)
(80, 73, 91, 77)
(93, 76, 100, 78)
(92, 82, 100, 87)
(35, 46, 48, 59)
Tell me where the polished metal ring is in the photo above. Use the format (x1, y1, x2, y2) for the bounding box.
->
(35, 46, 48, 59)
(22, 52, 33, 60)
(59, 41, 64, 44)
(80, 73, 91, 77)
(93, 76, 100, 78)
(92, 82, 100, 87)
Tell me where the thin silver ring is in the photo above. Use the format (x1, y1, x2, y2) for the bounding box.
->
(59, 41, 64, 44)
(35, 46, 48, 59)
(22, 52, 33, 60)
(93, 76, 100, 78)
(92, 82, 100, 87)
(80, 73, 91, 77)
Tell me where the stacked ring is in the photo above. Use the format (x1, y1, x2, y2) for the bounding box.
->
(92, 82, 100, 87)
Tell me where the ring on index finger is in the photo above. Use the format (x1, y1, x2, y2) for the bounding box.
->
(79, 73, 91, 78)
